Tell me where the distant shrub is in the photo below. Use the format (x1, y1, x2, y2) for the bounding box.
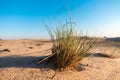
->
(106, 37, 120, 42)
(81, 36, 90, 39)
(100, 47, 120, 58)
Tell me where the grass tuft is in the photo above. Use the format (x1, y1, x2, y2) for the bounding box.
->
(100, 47, 120, 58)
(37, 20, 97, 71)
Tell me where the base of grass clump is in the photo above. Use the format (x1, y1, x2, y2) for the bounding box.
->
(37, 21, 97, 71)
(37, 53, 82, 71)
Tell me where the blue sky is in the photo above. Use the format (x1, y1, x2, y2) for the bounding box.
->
(0, 0, 120, 39)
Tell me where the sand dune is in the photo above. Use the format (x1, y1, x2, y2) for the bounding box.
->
(0, 40, 120, 80)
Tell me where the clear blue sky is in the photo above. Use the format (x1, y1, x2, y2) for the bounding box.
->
(0, 0, 120, 39)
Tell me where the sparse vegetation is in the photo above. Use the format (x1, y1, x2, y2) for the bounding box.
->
(37, 20, 97, 71)
(0, 49, 10, 53)
(28, 47, 34, 49)
(97, 41, 120, 58)
(100, 47, 120, 58)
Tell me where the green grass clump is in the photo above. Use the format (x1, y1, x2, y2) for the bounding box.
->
(38, 21, 97, 71)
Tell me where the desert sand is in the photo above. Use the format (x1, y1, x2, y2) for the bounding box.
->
(0, 40, 120, 80)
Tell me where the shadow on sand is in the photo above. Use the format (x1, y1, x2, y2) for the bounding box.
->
(0, 53, 106, 70)
(92, 53, 110, 58)
(0, 55, 55, 69)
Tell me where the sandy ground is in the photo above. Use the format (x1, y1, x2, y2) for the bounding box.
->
(0, 40, 120, 80)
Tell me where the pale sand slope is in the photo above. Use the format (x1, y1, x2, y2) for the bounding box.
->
(0, 40, 120, 80)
